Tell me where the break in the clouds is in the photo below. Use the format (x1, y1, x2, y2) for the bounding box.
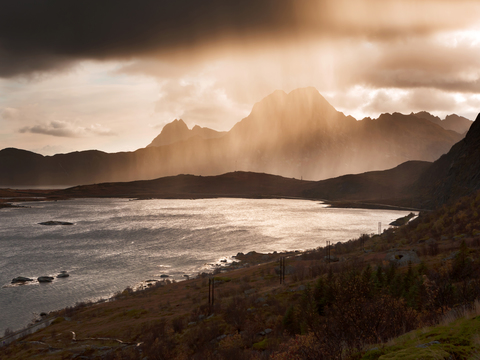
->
(1, 0, 480, 153)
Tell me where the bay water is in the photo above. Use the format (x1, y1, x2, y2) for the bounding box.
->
(0, 198, 411, 335)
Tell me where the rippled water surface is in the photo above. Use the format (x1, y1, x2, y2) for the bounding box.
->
(0, 198, 410, 334)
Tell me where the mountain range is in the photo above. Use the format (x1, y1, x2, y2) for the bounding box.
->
(304, 112, 480, 209)
(50, 112, 480, 211)
(411, 112, 472, 135)
(0, 87, 472, 186)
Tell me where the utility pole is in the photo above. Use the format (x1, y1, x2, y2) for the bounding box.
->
(279, 257, 286, 284)
(208, 277, 215, 311)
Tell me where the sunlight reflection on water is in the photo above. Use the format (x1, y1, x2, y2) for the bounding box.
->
(0, 197, 411, 334)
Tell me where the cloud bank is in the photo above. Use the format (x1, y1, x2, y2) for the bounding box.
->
(1, 0, 479, 77)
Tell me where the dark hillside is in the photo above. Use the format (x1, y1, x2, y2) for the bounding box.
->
(303, 160, 431, 206)
(413, 113, 480, 208)
(54, 171, 315, 199)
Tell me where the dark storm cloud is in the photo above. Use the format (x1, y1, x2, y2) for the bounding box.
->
(1, 0, 479, 78)
(0, 0, 297, 77)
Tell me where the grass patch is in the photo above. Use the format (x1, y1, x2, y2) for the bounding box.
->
(360, 314, 480, 360)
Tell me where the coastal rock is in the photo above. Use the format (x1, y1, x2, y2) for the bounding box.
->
(38, 221, 74, 226)
(11, 276, 34, 284)
(56, 271, 69, 278)
(389, 213, 415, 226)
(37, 276, 54, 283)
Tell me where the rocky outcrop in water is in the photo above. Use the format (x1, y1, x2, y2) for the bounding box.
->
(56, 271, 69, 278)
(11, 276, 33, 284)
(38, 221, 73, 226)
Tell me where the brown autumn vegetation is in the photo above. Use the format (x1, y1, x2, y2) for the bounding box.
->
(3, 190, 480, 359)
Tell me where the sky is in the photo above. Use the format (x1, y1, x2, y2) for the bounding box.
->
(1, 0, 480, 155)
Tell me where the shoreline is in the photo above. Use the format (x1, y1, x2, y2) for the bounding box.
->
(0, 193, 422, 212)
(0, 248, 299, 343)
(0, 196, 415, 344)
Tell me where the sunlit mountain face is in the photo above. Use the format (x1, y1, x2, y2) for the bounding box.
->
(0, 87, 469, 186)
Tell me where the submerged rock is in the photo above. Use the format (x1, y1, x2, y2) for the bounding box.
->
(38, 221, 73, 226)
(56, 271, 69, 278)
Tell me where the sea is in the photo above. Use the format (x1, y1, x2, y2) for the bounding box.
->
(0, 197, 411, 335)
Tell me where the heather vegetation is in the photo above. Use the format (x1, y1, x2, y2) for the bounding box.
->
(4, 192, 480, 359)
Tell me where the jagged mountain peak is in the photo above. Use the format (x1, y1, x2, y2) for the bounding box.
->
(147, 119, 190, 147)
(442, 114, 473, 134)
(147, 119, 225, 148)
(412, 111, 442, 124)
(248, 87, 336, 119)
(229, 87, 352, 142)
(412, 111, 472, 134)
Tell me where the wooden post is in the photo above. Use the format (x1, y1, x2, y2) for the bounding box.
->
(278, 257, 283, 284)
(208, 278, 211, 306)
